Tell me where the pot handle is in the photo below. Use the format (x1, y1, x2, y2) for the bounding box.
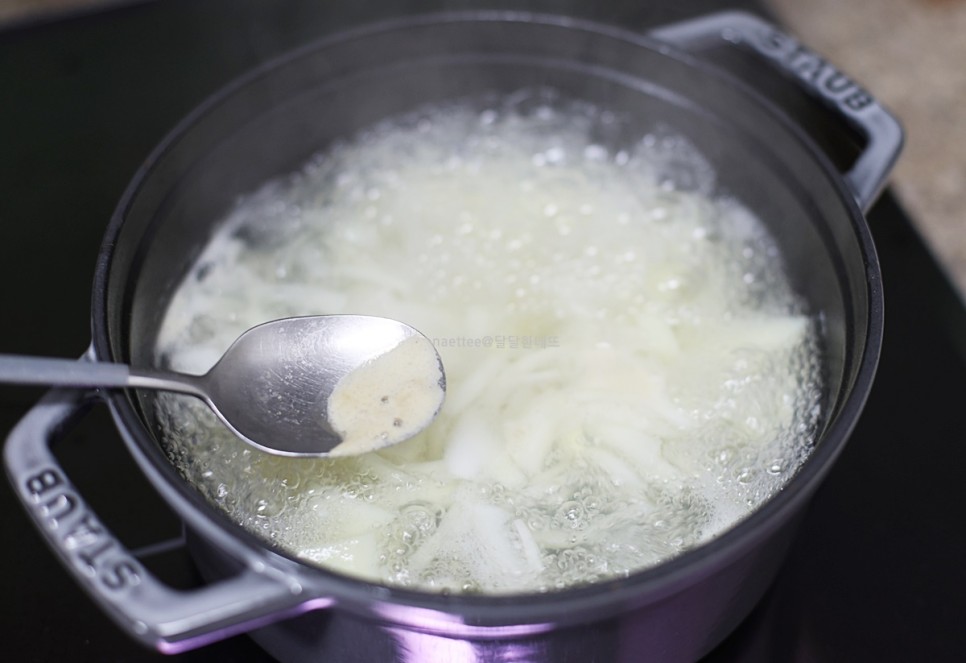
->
(649, 10, 903, 212)
(3, 385, 324, 653)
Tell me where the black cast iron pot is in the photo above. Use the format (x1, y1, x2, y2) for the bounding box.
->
(4, 11, 901, 663)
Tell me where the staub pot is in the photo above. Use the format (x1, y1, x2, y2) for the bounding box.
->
(5, 11, 900, 663)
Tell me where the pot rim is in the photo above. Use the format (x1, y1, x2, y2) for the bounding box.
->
(92, 10, 883, 627)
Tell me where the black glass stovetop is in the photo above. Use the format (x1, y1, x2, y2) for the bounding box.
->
(2, 1, 965, 661)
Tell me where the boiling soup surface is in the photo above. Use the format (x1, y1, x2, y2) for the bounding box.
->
(155, 92, 822, 594)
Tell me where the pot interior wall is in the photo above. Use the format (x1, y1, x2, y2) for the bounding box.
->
(99, 17, 867, 549)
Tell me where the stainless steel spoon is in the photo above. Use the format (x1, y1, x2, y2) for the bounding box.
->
(0, 315, 446, 457)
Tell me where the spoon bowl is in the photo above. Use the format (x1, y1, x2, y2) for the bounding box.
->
(0, 315, 446, 457)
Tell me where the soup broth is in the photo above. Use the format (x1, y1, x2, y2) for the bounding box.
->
(155, 91, 822, 594)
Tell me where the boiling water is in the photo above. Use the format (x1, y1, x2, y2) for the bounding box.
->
(155, 91, 822, 594)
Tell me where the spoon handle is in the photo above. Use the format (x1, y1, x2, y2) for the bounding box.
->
(0, 354, 205, 399)
(0, 354, 134, 388)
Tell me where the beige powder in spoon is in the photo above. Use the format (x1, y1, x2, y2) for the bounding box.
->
(326, 335, 445, 457)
